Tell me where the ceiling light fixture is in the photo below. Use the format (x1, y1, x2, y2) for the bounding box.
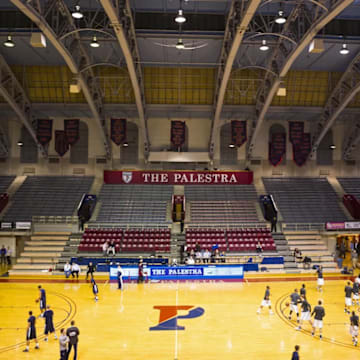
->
(339, 44, 349, 55)
(228, 144, 235, 148)
(3, 35, 15, 48)
(175, 9, 186, 23)
(259, 39, 269, 51)
(175, 39, 185, 50)
(72, 4, 83, 19)
(275, 10, 286, 24)
(90, 36, 100, 48)
(17, 140, 23, 146)
(330, 144, 336, 150)
(123, 142, 129, 147)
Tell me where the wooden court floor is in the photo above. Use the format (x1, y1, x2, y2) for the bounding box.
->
(0, 279, 359, 360)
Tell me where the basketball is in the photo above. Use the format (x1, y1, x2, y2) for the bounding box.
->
(285, 302, 289, 307)
(35, 299, 39, 303)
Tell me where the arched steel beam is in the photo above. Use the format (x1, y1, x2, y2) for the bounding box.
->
(0, 54, 46, 158)
(246, 0, 353, 161)
(310, 50, 360, 160)
(210, 0, 262, 158)
(343, 122, 360, 161)
(11, 0, 112, 159)
(59, 28, 116, 41)
(100, 0, 149, 156)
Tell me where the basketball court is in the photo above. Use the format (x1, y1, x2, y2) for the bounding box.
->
(0, 277, 358, 360)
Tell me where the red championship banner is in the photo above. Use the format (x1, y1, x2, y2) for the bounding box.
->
(104, 170, 253, 185)
(231, 120, 247, 147)
(269, 133, 286, 166)
(64, 119, 79, 145)
(289, 121, 304, 146)
(171, 121, 186, 147)
(111, 118, 127, 145)
(55, 130, 69, 157)
(36, 119, 52, 145)
(293, 133, 311, 166)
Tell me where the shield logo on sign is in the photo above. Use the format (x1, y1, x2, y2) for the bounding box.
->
(122, 172, 133, 184)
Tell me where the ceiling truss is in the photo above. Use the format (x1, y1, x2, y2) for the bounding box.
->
(246, 0, 353, 161)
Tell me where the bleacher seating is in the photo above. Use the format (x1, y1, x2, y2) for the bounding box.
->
(262, 177, 347, 223)
(95, 184, 172, 224)
(2, 176, 94, 222)
(338, 178, 360, 198)
(78, 228, 171, 253)
(185, 185, 260, 225)
(185, 227, 276, 253)
(0, 176, 15, 194)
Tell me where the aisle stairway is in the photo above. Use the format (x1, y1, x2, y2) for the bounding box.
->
(284, 231, 339, 272)
(272, 233, 299, 273)
(10, 233, 70, 275)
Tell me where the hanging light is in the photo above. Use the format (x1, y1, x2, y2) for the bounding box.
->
(123, 142, 129, 147)
(259, 39, 269, 51)
(228, 144, 235, 148)
(72, 4, 83, 19)
(3, 35, 15, 48)
(176, 39, 185, 50)
(90, 36, 100, 48)
(330, 144, 336, 150)
(175, 9, 186, 23)
(339, 44, 349, 55)
(275, 10, 286, 24)
(17, 140, 23, 146)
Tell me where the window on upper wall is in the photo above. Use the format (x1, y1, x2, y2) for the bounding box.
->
(70, 121, 88, 164)
(20, 126, 38, 163)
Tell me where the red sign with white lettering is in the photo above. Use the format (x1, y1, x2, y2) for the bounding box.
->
(104, 170, 253, 185)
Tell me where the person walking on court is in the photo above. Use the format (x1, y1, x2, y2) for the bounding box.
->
(117, 264, 123, 290)
(86, 261, 96, 281)
(42, 305, 57, 341)
(316, 265, 324, 292)
(300, 284, 306, 298)
(37, 285, 46, 314)
(345, 281, 353, 314)
(311, 300, 325, 339)
(0, 245, 6, 265)
(138, 258, 144, 283)
(296, 295, 312, 331)
(353, 280, 360, 306)
(66, 320, 80, 360)
(257, 285, 274, 315)
(23, 311, 39, 352)
(288, 289, 301, 323)
(291, 345, 300, 360)
(350, 310, 359, 346)
(92, 278, 99, 301)
(59, 328, 69, 360)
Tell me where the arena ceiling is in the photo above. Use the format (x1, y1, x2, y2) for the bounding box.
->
(0, 0, 360, 160)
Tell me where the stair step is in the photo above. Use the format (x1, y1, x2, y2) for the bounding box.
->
(17, 258, 59, 264)
(13, 264, 55, 270)
(21, 252, 62, 257)
(26, 241, 67, 246)
(31, 236, 69, 241)
(24, 246, 65, 252)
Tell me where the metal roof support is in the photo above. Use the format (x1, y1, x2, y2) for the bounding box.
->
(100, 0, 149, 156)
(0, 54, 46, 158)
(210, 0, 261, 158)
(310, 51, 360, 160)
(343, 122, 360, 161)
(246, 0, 353, 161)
(11, 0, 111, 159)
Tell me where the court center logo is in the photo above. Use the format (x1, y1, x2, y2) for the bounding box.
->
(122, 171, 133, 184)
(149, 305, 205, 331)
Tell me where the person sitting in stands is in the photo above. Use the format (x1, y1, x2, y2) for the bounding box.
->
(220, 251, 226, 263)
(214, 249, 220, 263)
(186, 256, 195, 265)
(203, 249, 211, 263)
(64, 262, 71, 278)
(294, 248, 302, 262)
(303, 256, 312, 270)
(195, 249, 202, 263)
(256, 242, 263, 254)
(71, 262, 81, 279)
(107, 241, 116, 256)
(102, 241, 109, 256)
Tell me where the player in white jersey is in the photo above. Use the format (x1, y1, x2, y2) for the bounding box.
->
(350, 311, 359, 346)
(257, 286, 273, 315)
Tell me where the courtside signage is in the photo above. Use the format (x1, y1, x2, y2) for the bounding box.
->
(104, 170, 253, 185)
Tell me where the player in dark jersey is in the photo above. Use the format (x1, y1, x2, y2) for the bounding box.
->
(138, 258, 144, 283)
(117, 264, 123, 290)
(257, 286, 274, 315)
(311, 300, 325, 339)
(23, 311, 39, 352)
(92, 278, 99, 301)
(37, 285, 46, 313)
(300, 284, 306, 298)
(316, 266, 324, 292)
(353, 281, 360, 306)
(288, 289, 301, 323)
(345, 281, 353, 314)
(296, 295, 312, 330)
(43, 305, 57, 341)
(350, 311, 359, 346)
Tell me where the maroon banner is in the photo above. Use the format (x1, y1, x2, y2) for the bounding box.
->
(231, 120, 247, 147)
(293, 133, 311, 166)
(64, 119, 79, 146)
(111, 118, 127, 145)
(104, 170, 253, 185)
(55, 130, 69, 157)
(269, 133, 286, 166)
(289, 121, 304, 146)
(325, 222, 345, 230)
(171, 121, 186, 147)
(37, 119, 52, 145)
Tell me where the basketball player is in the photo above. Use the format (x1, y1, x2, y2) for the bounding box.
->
(23, 311, 39, 352)
(43, 305, 57, 341)
(37, 285, 46, 313)
(296, 295, 312, 330)
(316, 266, 324, 292)
(353, 280, 360, 306)
(350, 310, 359, 346)
(300, 284, 306, 298)
(345, 281, 353, 314)
(92, 278, 99, 301)
(138, 258, 144, 283)
(257, 285, 274, 315)
(311, 300, 325, 339)
(288, 289, 301, 323)
(117, 264, 123, 290)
